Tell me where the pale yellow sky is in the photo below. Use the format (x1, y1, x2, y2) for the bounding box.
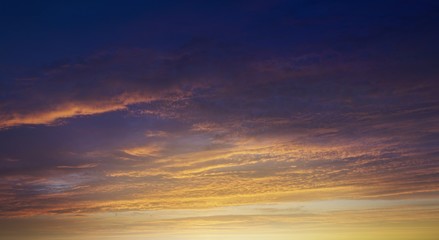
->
(1, 199, 438, 240)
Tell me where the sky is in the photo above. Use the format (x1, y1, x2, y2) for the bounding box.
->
(0, 1, 438, 239)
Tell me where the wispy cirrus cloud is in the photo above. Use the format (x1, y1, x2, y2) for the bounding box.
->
(0, 4, 438, 218)
(1, 1, 439, 240)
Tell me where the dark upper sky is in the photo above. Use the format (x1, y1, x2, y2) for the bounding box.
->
(2, 0, 437, 64)
(0, 2, 438, 238)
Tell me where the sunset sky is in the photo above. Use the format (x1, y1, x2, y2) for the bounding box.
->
(1, 1, 438, 239)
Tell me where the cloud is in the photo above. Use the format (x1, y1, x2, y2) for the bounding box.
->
(0, 30, 438, 218)
(0, 130, 437, 217)
(57, 163, 98, 169)
(122, 145, 163, 157)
